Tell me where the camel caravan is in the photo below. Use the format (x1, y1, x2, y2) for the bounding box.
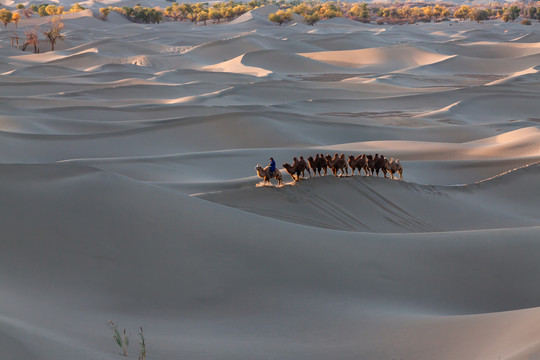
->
(256, 153, 403, 186)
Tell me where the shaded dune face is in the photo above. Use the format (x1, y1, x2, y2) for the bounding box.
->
(1, 7, 540, 360)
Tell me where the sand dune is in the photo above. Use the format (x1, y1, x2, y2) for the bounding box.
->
(1, 6, 540, 360)
(299, 45, 453, 71)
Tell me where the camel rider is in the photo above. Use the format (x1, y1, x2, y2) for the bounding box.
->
(269, 157, 276, 176)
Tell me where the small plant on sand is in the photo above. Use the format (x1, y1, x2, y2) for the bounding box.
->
(108, 321, 129, 357)
(138, 326, 147, 360)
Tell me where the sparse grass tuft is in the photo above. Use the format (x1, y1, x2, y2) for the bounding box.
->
(138, 326, 147, 360)
(108, 320, 129, 357)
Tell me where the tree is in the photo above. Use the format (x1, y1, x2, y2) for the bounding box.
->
(45, 5, 64, 16)
(23, 8, 33, 19)
(22, 29, 39, 52)
(16, 4, 25, 9)
(197, 10, 208, 25)
(303, 12, 319, 25)
(433, 5, 449, 21)
(0, 9, 13, 27)
(43, 17, 63, 51)
(69, 3, 85, 13)
(38, 5, 47, 16)
(100, 7, 111, 20)
(502, 5, 520, 21)
(12, 12, 20, 27)
(349, 3, 368, 19)
(209, 7, 222, 23)
(268, 9, 292, 26)
(469, 8, 488, 22)
(454, 5, 471, 20)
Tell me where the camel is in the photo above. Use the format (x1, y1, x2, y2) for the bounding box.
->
(317, 154, 328, 175)
(307, 156, 318, 176)
(308, 154, 327, 176)
(386, 158, 403, 180)
(366, 154, 374, 176)
(325, 153, 348, 177)
(255, 164, 283, 186)
(359, 154, 370, 176)
(282, 162, 301, 182)
(348, 154, 368, 176)
(298, 156, 311, 177)
(373, 154, 388, 178)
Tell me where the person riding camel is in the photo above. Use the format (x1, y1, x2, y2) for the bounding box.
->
(269, 157, 276, 176)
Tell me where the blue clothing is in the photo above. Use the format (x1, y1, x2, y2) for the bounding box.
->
(269, 159, 276, 174)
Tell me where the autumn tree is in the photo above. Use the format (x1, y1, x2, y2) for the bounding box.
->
(12, 12, 20, 27)
(43, 17, 63, 51)
(502, 5, 520, 21)
(303, 12, 319, 25)
(99, 7, 111, 20)
(349, 3, 369, 19)
(469, 8, 489, 22)
(268, 9, 293, 25)
(22, 28, 39, 52)
(69, 3, 85, 13)
(45, 5, 64, 16)
(209, 7, 223, 23)
(454, 5, 471, 20)
(197, 10, 208, 25)
(0, 9, 13, 27)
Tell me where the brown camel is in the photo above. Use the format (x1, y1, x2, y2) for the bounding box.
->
(348, 154, 368, 176)
(318, 153, 328, 175)
(366, 154, 374, 176)
(282, 162, 301, 182)
(325, 153, 348, 177)
(386, 158, 403, 180)
(255, 164, 283, 186)
(307, 156, 318, 176)
(298, 156, 311, 178)
(308, 154, 327, 176)
(373, 154, 388, 178)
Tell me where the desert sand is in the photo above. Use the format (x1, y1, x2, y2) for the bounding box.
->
(1, 4, 540, 360)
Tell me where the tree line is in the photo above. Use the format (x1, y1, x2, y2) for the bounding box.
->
(2, 0, 538, 53)
(266, 1, 540, 26)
